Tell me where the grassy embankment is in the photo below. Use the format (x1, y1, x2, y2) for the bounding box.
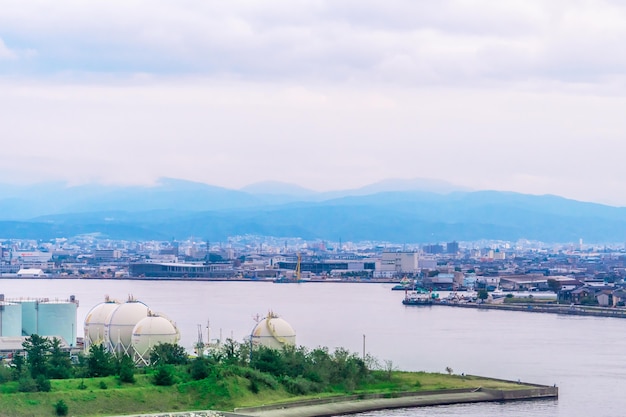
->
(0, 370, 522, 417)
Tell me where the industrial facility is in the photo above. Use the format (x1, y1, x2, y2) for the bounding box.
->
(250, 311, 296, 350)
(84, 296, 180, 366)
(0, 294, 78, 356)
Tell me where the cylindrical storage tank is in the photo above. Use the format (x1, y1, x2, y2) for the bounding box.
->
(0, 302, 22, 337)
(105, 300, 150, 354)
(132, 315, 180, 364)
(84, 299, 120, 349)
(251, 312, 296, 350)
(38, 301, 78, 346)
(20, 300, 39, 336)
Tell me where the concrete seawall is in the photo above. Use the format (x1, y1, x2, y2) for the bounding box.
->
(434, 301, 626, 318)
(113, 383, 558, 417)
(234, 384, 558, 417)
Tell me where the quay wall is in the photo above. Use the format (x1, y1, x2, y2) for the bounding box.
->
(437, 302, 626, 318)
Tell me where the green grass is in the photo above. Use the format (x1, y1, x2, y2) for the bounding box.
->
(0, 371, 526, 416)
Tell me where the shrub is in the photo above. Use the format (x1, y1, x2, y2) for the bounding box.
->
(54, 399, 68, 416)
(153, 365, 175, 386)
(18, 376, 38, 392)
(118, 355, 136, 383)
(36, 375, 51, 392)
(99, 381, 108, 389)
(189, 357, 210, 381)
(242, 368, 280, 390)
(281, 375, 321, 395)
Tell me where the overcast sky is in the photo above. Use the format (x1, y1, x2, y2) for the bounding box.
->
(1, 1, 626, 205)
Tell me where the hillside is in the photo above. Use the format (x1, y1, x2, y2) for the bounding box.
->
(1, 178, 625, 242)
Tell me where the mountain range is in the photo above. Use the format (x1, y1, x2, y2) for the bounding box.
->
(0, 177, 625, 243)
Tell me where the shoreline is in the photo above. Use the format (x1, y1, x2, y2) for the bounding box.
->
(414, 301, 626, 319)
(116, 382, 557, 417)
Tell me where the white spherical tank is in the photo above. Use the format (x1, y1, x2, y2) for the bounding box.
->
(132, 315, 180, 364)
(251, 312, 296, 350)
(84, 299, 120, 349)
(105, 299, 150, 353)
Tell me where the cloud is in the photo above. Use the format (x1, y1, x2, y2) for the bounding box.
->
(0, 1, 625, 90)
(2, 1, 626, 205)
(0, 38, 17, 60)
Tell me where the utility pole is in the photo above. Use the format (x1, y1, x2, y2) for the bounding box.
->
(362, 334, 366, 360)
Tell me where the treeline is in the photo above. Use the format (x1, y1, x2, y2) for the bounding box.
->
(0, 334, 144, 392)
(1, 335, 373, 397)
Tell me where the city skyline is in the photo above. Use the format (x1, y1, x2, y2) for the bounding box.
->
(2, 2, 626, 205)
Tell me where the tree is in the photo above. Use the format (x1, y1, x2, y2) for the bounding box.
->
(117, 354, 136, 383)
(150, 343, 188, 366)
(87, 344, 115, 377)
(48, 338, 72, 379)
(547, 278, 561, 294)
(189, 356, 210, 380)
(10, 352, 26, 380)
(54, 399, 69, 416)
(250, 346, 285, 376)
(153, 365, 175, 386)
(383, 359, 397, 381)
(222, 338, 241, 365)
(477, 290, 489, 301)
(22, 334, 51, 379)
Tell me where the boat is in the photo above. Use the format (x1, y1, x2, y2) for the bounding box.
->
(402, 289, 439, 306)
(391, 277, 413, 291)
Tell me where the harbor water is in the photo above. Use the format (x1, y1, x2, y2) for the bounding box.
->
(0, 279, 623, 416)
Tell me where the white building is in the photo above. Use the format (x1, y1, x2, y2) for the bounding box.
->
(12, 251, 53, 266)
(376, 252, 420, 277)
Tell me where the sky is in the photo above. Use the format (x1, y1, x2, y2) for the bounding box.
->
(1, 1, 626, 205)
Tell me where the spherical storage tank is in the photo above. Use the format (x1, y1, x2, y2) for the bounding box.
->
(251, 311, 296, 350)
(132, 314, 180, 364)
(84, 297, 120, 348)
(0, 302, 22, 337)
(104, 299, 150, 353)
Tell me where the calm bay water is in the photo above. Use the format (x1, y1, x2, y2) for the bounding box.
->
(1, 279, 623, 417)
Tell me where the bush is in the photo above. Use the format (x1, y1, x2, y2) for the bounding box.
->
(17, 376, 38, 392)
(54, 399, 69, 416)
(249, 379, 259, 393)
(36, 375, 51, 392)
(118, 355, 136, 383)
(153, 365, 175, 386)
(189, 357, 210, 381)
(99, 381, 108, 389)
(281, 375, 321, 395)
(241, 368, 280, 390)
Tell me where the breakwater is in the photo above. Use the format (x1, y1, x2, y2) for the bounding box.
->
(426, 302, 626, 318)
(111, 382, 557, 417)
(234, 384, 557, 417)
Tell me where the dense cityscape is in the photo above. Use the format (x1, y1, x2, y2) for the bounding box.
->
(3, 236, 626, 307)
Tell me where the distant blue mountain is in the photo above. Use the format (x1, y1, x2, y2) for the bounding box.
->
(0, 178, 625, 243)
